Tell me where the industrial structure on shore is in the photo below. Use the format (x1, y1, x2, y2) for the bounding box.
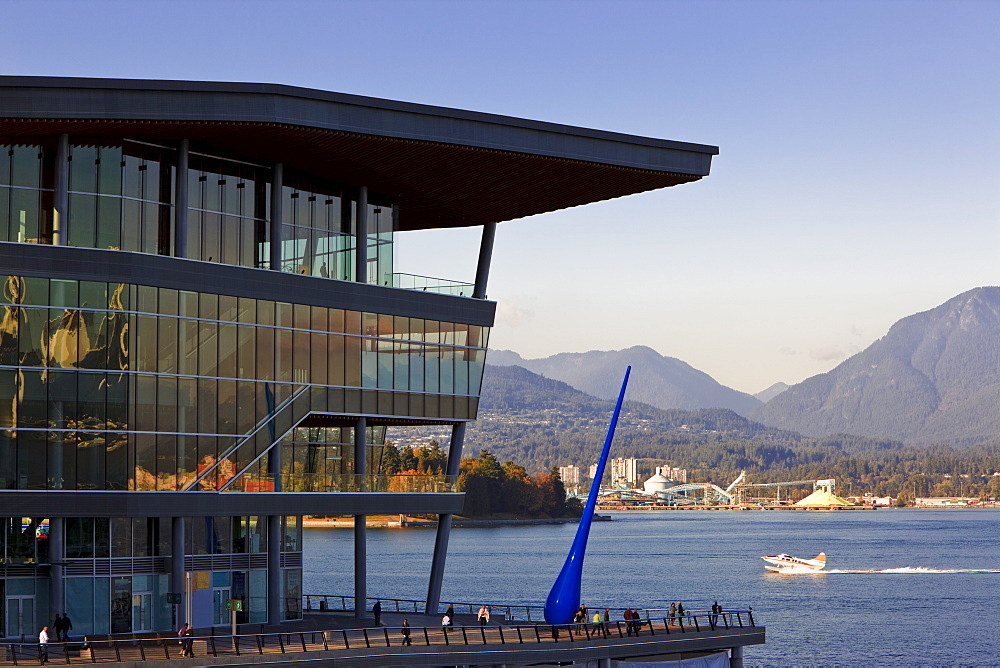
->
(596, 469, 858, 510)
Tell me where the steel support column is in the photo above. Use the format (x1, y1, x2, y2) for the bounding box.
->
(267, 514, 282, 625)
(174, 139, 189, 257)
(355, 186, 368, 283)
(172, 517, 185, 624)
(48, 516, 64, 619)
(53, 133, 69, 246)
(354, 417, 367, 619)
(270, 163, 283, 271)
(731, 645, 745, 668)
(473, 222, 496, 299)
(425, 422, 466, 613)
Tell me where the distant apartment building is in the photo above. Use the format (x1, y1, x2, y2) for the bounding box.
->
(588, 464, 599, 480)
(664, 466, 688, 483)
(558, 466, 581, 485)
(610, 457, 640, 487)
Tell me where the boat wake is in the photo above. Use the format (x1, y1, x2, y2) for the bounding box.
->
(821, 567, 1000, 574)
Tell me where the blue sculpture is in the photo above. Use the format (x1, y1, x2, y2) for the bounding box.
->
(544, 366, 631, 625)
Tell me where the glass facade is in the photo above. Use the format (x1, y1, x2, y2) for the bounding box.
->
(0, 275, 487, 491)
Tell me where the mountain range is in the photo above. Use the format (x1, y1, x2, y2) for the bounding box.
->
(487, 286, 1000, 447)
(751, 286, 1000, 446)
(487, 346, 762, 416)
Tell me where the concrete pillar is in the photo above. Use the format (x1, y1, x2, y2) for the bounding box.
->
(267, 515, 282, 625)
(172, 518, 185, 624)
(472, 222, 496, 299)
(425, 422, 465, 613)
(731, 645, 745, 668)
(355, 186, 368, 283)
(174, 139, 189, 257)
(52, 133, 68, 246)
(48, 517, 64, 619)
(269, 163, 284, 271)
(354, 417, 367, 620)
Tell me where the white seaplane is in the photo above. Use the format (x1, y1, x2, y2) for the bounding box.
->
(761, 552, 827, 573)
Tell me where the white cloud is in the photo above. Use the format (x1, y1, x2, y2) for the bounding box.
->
(809, 347, 846, 362)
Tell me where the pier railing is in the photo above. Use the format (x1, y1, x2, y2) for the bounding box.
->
(303, 594, 743, 625)
(0, 610, 758, 665)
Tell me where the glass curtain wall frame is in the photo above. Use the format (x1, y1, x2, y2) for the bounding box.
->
(5, 138, 400, 286)
(0, 275, 488, 491)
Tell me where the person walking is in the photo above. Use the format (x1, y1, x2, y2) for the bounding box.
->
(401, 619, 412, 646)
(38, 626, 50, 663)
(61, 614, 72, 642)
(52, 615, 63, 642)
(711, 601, 721, 626)
(668, 602, 677, 626)
(372, 600, 382, 626)
(178, 623, 193, 657)
(477, 605, 490, 626)
(676, 601, 685, 625)
(623, 608, 633, 636)
(592, 610, 603, 636)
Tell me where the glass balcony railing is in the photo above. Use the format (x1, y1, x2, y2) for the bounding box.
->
(223, 473, 460, 494)
(389, 273, 474, 297)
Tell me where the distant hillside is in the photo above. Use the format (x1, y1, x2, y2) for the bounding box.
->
(755, 382, 789, 403)
(752, 287, 1000, 446)
(464, 363, 921, 482)
(486, 345, 762, 416)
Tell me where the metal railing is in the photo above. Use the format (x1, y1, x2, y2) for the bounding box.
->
(228, 473, 459, 494)
(0, 610, 757, 665)
(304, 595, 754, 628)
(390, 273, 474, 297)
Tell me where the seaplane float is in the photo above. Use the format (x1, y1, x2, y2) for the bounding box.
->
(761, 552, 827, 574)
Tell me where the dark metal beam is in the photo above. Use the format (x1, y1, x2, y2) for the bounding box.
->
(0, 491, 465, 517)
(0, 242, 496, 327)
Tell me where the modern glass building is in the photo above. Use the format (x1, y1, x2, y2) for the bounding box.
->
(0, 76, 716, 638)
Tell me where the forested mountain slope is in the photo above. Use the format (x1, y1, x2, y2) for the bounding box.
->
(752, 287, 1000, 446)
(462, 364, 1000, 498)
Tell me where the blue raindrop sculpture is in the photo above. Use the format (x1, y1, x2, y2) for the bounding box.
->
(544, 366, 631, 625)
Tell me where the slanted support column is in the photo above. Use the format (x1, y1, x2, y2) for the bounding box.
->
(48, 517, 65, 620)
(172, 518, 185, 624)
(355, 186, 368, 283)
(354, 417, 367, 619)
(425, 422, 466, 614)
(267, 515, 282, 625)
(267, 398, 284, 625)
(270, 163, 284, 271)
(174, 139, 189, 257)
(52, 133, 69, 246)
(473, 222, 496, 299)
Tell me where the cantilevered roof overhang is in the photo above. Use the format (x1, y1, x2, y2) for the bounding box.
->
(0, 76, 718, 231)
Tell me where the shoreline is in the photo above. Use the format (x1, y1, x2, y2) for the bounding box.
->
(303, 515, 605, 529)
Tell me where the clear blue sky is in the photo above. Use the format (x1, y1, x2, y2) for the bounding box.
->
(4, 0, 998, 394)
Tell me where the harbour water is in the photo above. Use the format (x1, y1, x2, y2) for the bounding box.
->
(304, 509, 1000, 666)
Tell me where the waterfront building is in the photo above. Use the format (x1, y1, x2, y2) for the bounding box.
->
(610, 457, 640, 487)
(557, 465, 581, 485)
(0, 76, 716, 638)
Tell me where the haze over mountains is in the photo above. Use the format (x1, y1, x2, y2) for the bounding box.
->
(488, 286, 1000, 448)
(488, 346, 762, 416)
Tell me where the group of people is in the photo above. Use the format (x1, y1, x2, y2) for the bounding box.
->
(38, 614, 74, 663)
(622, 607, 645, 636)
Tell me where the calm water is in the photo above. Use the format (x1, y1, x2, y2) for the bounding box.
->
(304, 509, 1000, 666)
